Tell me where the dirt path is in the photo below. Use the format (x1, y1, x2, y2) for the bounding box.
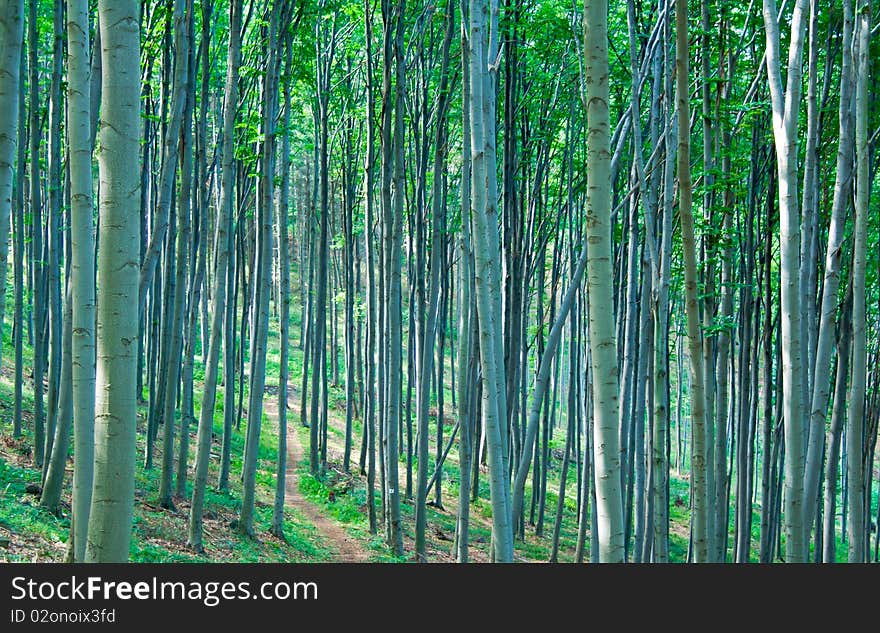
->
(264, 396, 370, 562)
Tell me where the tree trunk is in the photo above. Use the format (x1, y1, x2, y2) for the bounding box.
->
(272, 36, 292, 539)
(239, 1, 279, 536)
(676, 0, 710, 562)
(761, 0, 809, 562)
(12, 29, 25, 439)
(0, 0, 23, 372)
(822, 293, 851, 562)
(583, 0, 624, 563)
(67, 0, 100, 563)
(188, 0, 240, 551)
(85, 0, 141, 562)
(468, 0, 513, 563)
(159, 3, 194, 509)
(846, 0, 869, 562)
(28, 0, 45, 469)
(415, 0, 453, 562)
(803, 0, 855, 540)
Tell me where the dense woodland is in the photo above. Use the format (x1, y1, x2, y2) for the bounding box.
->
(0, 0, 877, 564)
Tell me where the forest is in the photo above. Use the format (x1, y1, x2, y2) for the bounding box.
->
(0, 0, 877, 564)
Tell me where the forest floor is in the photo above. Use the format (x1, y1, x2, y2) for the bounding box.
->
(282, 381, 585, 563)
(3, 310, 840, 563)
(0, 326, 336, 563)
(263, 394, 370, 562)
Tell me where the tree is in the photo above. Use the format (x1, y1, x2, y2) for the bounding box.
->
(66, 0, 96, 562)
(761, 0, 810, 563)
(583, 0, 624, 563)
(27, 0, 45, 469)
(674, 0, 711, 564)
(415, 0, 454, 563)
(468, 0, 514, 564)
(239, 0, 282, 536)
(272, 32, 294, 539)
(85, 0, 141, 562)
(0, 0, 23, 370)
(847, 0, 870, 563)
(158, 0, 194, 509)
(803, 0, 855, 544)
(188, 0, 242, 552)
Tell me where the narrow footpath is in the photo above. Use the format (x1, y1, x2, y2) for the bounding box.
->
(264, 395, 371, 562)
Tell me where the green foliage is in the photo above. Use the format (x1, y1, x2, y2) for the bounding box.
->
(0, 458, 70, 562)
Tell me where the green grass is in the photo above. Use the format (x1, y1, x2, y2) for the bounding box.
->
(2, 273, 873, 564)
(0, 456, 70, 562)
(0, 311, 335, 563)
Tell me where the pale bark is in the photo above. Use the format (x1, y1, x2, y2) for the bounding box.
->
(676, 0, 709, 562)
(11, 6, 24, 440)
(455, 0, 473, 561)
(822, 296, 850, 563)
(651, 15, 675, 562)
(363, 0, 377, 535)
(65, 0, 95, 562)
(272, 37, 292, 538)
(188, 0, 240, 551)
(761, 0, 809, 562)
(583, 0, 624, 563)
(414, 0, 454, 562)
(159, 6, 194, 507)
(0, 0, 23, 371)
(383, 0, 405, 555)
(28, 0, 45, 468)
(138, 0, 191, 311)
(240, 1, 279, 535)
(469, 0, 514, 562)
(40, 0, 61, 483)
(85, 0, 141, 562)
(847, 0, 870, 563)
(803, 0, 855, 539)
(40, 277, 72, 514)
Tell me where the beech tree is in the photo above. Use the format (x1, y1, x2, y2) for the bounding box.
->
(85, 0, 141, 563)
(1, 0, 877, 566)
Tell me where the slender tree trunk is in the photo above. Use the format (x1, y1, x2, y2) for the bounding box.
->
(310, 17, 334, 476)
(762, 0, 809, 562)
(847, 0, 870, 562)
(159, 4, 195, 509)
(652, 44, 676, 561)
(188, 0, 241, 551)
(676, 0, 709, 562)
(272, 38, 292, 538)
(381, 0, 405, 556)
(0, 0, 23, 372)
(363, 0, 378, 535)
(178, 1, 212, 498)
(40, 271, 73, 514)
(42, 0, 62, 482)
(823, 294, 850, 562)
(415, 1, 453, 561)
(240, 2, 279, 535)
(803, 0, 855, 539)
(468, 0, 514, 563)
(85, 0, 141, 562)
(583, 0, 624, 563)
(28, 0, 45, 469)
(189, 0, 240, 549)
(12, 33, 25, 439)
(456, 0, 473, 562)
